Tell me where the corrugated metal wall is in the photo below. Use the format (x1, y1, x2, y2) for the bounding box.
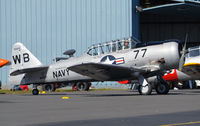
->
(0, 0, 139, 86)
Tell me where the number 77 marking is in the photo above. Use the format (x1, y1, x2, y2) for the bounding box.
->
(133, 49, 147, 59)
(133, 50, 139, 59)
(141, 49, 147, 57)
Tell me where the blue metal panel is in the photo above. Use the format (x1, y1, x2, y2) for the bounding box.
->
(0, 0, 139, 86)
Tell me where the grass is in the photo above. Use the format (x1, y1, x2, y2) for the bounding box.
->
(0, 88, 128, 94)
(0, 90, 32, 94)
(0, 89, 58, 94)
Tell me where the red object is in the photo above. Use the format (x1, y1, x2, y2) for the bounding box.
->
(0, 59, 9, 67)
(163, 69, 178, 82)
(72, 85, 77, 91)
(115, 58, 124, 64)
(118, 69, 179, 85)
(116, 60, 124, 63)
(20, 85, 29, 91)
(118, 80, 130, 84)
(55, 83, 59, 88)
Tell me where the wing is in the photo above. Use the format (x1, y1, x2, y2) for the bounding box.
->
(68, 63, 148, 81)
(10, 66, 49, 76)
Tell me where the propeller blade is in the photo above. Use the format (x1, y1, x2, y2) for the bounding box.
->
(179, 34, 188, 71)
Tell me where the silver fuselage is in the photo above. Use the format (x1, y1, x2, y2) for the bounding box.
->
(9, 42, 180, 85)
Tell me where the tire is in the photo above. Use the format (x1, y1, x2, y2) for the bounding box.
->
(76, 82, 90, 91)
(138, 84, 152, 95)
(32, 89, 39, 95)
(42, 84, 56, 92)
(155, 82, 170, 94)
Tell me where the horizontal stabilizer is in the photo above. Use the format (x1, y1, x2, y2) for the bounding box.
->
(10, 65, 48, 76)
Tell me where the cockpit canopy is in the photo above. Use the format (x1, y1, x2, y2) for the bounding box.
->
(185, 46, 200, 58)
(87, 37, 140, 56)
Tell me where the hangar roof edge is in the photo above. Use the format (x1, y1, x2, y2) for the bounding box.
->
(143, 3, 185, 11)
(142, 2, 200, 19)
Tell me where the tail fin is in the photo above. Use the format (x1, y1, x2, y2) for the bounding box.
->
(10, 42, 42, 74)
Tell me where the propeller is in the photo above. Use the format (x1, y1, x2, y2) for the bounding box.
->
(179, 34, 188, 71)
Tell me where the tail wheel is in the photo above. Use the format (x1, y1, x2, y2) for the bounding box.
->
(155, 82, 170, 94)
(76, 82, 90, 91)
(32, 89, 39, 95)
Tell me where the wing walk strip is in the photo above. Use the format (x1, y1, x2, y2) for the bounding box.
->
(160, 121, 200, 126)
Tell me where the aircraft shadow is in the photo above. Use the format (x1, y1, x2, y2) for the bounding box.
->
(18, 90, 200, 97)
(83, 92, 183, 97)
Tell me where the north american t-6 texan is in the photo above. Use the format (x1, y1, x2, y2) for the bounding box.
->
(9, 37, 181, 95)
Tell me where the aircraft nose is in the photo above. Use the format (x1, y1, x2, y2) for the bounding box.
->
(0, 59, 10, 67)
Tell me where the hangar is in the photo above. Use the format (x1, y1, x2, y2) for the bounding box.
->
(0, 0, 139, 86)
(0, 0, 199, 87)
(140, 0, 200, 46)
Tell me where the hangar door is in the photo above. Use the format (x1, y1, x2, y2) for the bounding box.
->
(140, 2, 200, 46)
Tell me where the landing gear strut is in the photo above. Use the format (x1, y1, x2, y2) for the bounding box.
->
(155, 75, 170, 95)
(138, 75, 152, 95)
(32, 84, 39, 95)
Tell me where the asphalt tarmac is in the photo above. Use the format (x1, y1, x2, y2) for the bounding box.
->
(1, 89, 200, 126)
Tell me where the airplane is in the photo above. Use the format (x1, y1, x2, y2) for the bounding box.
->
(0, 59, 10, 68)
(118, 35, 193, 91)
(162, 45, 200, 83)
(8, 37, 180, 95)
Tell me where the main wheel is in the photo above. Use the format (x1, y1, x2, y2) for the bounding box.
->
(42, 84, 56, 92)
(155, 82, 170, 94)
(76, 82, 90, 91)
(32, 89, 39, 95)
(138, 84, 152, 95)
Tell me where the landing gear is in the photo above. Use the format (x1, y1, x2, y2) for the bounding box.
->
(155, 83, 169, 94)
(155, 75, 170, 94)
(138, 84, 152, 95)
(76, 82, 91, 91)
(32, 89, 39, 95)
(138, 75, 152, 95)
(42, 84, 56, 92)
(32, 84, 39, 95)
